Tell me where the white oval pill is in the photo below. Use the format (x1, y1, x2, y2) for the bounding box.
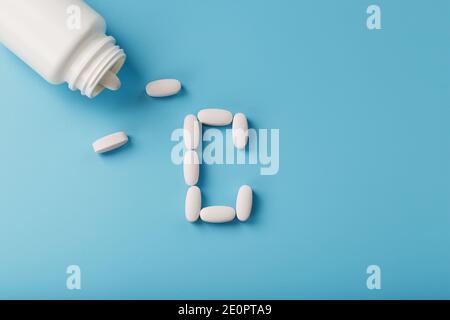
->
(200, 206, 236, 223)
(100, 70, 121, 91)
(92, 131, 129, 154)
(236, 185, 253, 222)
(184, 114, 201, 150)
(197, 109, 233, 126)
(232, 113, 249, 150)
(185, 186, 201, 222)
(183, 150, 200, 186)
(146, 79, 181, 97)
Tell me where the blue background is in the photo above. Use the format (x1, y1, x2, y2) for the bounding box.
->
(0, 0, 449, 299)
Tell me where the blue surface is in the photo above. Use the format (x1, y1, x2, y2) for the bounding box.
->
(0, 0, 449, 299)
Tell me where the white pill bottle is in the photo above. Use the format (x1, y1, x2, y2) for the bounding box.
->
(0, 0, 126, 98)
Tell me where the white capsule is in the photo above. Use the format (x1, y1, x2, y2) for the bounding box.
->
(185, 186, 201, 222)
(92, 131, 128, 154)
(183, 150, 200, 186)
(232, 113, 249, 150)
(184, 114, 201, 150)
(146, 79, 181, 97)
(200, 206, 236, 223)
(236, 185, 253, 222)
(197, 108, 233, 126)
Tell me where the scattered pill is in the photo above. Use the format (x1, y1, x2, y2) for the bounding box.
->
(146, 79, 181, 97)
(236, 185, 253, 222)
(183, 150, 200, 186)
(232, 113, 249, 150)
(184, 114, 201, 150)
(200, 206, 236, 223)
(197, 108, 233, 126)
(185, 186, 201, 222)
(92, 131, 128, 154)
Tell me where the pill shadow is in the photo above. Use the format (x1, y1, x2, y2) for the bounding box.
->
(245, 190, 261, 225)
(99, 135, 134, 157)
(196, 161, 209, 190)
(192, 217, 241, 229)
(147, 86, 188, 102)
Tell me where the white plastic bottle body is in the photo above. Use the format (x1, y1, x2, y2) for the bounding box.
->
(0, 0, 125, 98)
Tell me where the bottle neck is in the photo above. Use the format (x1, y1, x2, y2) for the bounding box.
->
(66, 33, 125, 98)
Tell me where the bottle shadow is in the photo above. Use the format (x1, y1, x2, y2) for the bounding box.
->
(98, 135, 134, 157)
